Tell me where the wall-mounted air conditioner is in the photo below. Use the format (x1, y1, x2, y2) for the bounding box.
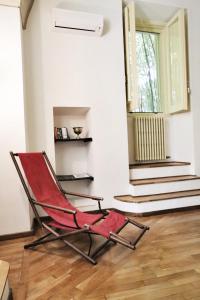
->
(53, 8, 104, 36)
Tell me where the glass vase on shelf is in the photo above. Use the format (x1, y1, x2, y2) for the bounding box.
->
(73, 127, 83, 139)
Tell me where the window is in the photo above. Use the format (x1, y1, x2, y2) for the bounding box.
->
(136, 31, 160, 112)
(124, 3, 189, 114)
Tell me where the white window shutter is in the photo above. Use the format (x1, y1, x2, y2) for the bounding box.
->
(165, 9, 189, 113)
(124, 2, 138, 112)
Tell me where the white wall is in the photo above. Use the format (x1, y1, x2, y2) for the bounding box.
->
(23, 0, 130, 209)
(0, 5, 31, 235)
(165, 113, 194, 169)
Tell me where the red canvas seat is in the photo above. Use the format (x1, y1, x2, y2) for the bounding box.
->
(10, 151, 149, 264)
(18, 153, 103, 228)
(90, 211, 127, 238)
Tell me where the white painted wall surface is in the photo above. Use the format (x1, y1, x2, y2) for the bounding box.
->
(166, 113, 195, 170)
(23, 0, 130, 209)
(0, 6, 31, 234)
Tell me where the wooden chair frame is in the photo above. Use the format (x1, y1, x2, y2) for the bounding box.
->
(10, 151, 149, 264)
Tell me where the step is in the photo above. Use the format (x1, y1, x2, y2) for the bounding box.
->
(115, 189, 200, 203)
(130, 175, 200, 196)
(130, 161, 190, 169)
(130, 162, 192, 180)
(113, 190, 200, 214)
(131, 175, 198, 185)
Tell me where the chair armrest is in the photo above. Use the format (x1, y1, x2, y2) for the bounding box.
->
(32, 200, 76, 215)
(62, 189, 103, 201)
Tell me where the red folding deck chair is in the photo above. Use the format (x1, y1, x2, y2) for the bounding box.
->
(10, 151, 149, 264)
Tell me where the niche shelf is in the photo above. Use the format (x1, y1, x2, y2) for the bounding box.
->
(55, 137, 92, 143)
(56, 174, 94, 182)
(53, 106, 93, 190)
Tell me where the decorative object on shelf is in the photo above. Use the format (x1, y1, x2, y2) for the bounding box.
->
(54, 127, 69, 140)
(73, 126, 83, 139)
(73, 173, 92, 179)
(57, 174, 94, 182)
(54, 127, 62, 140)
(61, 127, 68, 139)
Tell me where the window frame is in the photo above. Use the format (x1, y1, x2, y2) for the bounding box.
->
(124, 3, 189, 115)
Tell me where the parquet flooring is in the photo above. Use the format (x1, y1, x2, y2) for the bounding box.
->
(1, 210, 200, 299)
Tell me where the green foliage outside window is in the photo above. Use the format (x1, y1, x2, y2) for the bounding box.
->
(136, 31, 161, 112)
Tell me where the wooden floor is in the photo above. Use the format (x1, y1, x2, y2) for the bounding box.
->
(1, 210, 200, 299)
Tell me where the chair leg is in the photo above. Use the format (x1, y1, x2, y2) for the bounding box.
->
(24, 231, 84, 249)
(42, 223, 97, 265)
(128, 218, 150, 230)
(110, 232, 135, 250)
(91, 239, 114, 259)
(128, 219, 149, 247)
(130, 226, 149, 247)
(108, 219, 149, 250)
(62, 238, 97, 265)
(87, 233, 93, 256)
(25, 230, 97, 264)
(24, 226, 97, 264)
(24, 232, 52, 249)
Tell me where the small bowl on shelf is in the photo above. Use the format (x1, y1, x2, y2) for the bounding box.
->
(73, 127, 83, 139)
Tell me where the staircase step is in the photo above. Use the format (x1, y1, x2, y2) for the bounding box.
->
(131, 175, 199, 186)
(130, 161, 190, 169)
(129, 175, 200, 196)
(115, 189, 200, 203)
(130, 164, 192, 180)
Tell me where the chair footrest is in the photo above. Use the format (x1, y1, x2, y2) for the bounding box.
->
(89, 211, 127, 238)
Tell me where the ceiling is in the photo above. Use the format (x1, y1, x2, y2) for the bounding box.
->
(0, 0, 181, 29)
(124, 0, 180, 23)
(134, 0, 179, 23)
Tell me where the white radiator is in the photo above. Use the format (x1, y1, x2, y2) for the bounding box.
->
(133, 115, 166, 161)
